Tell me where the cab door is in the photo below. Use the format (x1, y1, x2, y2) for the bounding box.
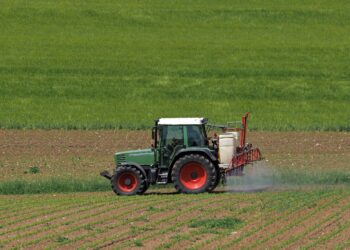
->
(158, 125, 184, 168)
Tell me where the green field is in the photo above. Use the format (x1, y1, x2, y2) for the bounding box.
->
(1, 0, 349, 130)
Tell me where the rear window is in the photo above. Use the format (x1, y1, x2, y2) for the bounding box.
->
(187, 125, 206, 147)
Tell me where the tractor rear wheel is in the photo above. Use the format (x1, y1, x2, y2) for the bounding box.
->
(208, 168, 221, 192)
(171, 154, 217, 194)
(111, 166, 146, 196)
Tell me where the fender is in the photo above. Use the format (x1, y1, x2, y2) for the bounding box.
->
(118, 162, 148, 178)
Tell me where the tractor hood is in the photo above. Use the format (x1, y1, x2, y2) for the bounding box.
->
(114, 148, 154, 166)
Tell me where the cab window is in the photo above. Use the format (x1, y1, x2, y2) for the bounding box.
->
(160, 125, 184, 146)
(187, 125, 206, 147)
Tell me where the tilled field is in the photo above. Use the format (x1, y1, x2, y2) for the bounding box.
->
(0, 130, 349, 180)
(0, 189, 349, 249)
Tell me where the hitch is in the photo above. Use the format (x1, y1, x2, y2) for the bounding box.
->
(100, 170, 112, 180)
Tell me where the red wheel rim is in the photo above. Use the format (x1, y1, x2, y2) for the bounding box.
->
(117, 172, 138, 192)
(180, 162, 207, 190)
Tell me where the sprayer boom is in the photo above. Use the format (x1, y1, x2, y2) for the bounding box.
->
(221, 113, 263, 175)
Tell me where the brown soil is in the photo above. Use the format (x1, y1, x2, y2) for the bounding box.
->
(323, 222, 350, 249)
(0, 130, 349, 180)
(0, 130, 149, 180)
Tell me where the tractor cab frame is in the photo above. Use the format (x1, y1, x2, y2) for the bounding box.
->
(153, 118, 212, 168)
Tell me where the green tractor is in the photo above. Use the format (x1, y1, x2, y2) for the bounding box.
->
(101, 113, 262, 195)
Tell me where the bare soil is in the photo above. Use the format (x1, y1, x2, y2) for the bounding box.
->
(0, 130, 349, 180)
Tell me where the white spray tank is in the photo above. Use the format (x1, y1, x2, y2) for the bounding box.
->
(218, 132, 240, 168)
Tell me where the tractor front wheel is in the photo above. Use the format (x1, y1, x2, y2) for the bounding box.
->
(111, 166, 147, 196)
(171, 154, 217, 194)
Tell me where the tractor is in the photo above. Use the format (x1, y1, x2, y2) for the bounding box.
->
(101, 113, 262, 195)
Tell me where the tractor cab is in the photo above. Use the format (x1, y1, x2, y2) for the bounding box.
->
(154, 118, 210, 168)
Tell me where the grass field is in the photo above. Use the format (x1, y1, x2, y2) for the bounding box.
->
(1, 188, 349, 249)
(1, 0, 350, 130)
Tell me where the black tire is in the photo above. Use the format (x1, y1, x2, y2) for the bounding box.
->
(208, 167, 221, 192)
(111, 165, 146, 196)
(140, 181, 149, 195)
(171, 154, 217, 194)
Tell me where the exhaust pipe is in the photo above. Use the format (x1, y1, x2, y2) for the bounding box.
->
(100, 170, 112, 180)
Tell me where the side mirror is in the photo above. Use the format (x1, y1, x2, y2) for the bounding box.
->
(151, 127, 156, 140)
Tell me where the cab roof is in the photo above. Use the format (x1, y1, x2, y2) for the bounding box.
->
(157, 118, 207, 125)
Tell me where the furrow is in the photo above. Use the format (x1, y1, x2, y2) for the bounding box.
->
(79, 194, 219, 249)
(39, 194, 181, 249)
(0, 200, 104, 238)
(153, 196, 260, 250)
(187, 190, 303, 250)
(302, 201, 350, 249)
(218, 191, 336, 249)
(244, 191, 342, 249)
(5, 195, 164, 249)
(279, 197, 350, 249)
(0, 195, 145, 247)
(0, 198, 101, 230)
(115, 194, 249, 250)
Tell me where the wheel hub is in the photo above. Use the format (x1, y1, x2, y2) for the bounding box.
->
(179, 162, 207, 190)
(124, 178, 131, 186)
(190, 172, 198, 180)
(117, 172, 138, 192)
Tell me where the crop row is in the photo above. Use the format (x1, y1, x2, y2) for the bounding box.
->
(44, 194, 216, 249)
(1, 194, 175, 248)
(1, 189, 349, 249)
(147, 190, 314, 249)
(179, 190, 338, 250)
